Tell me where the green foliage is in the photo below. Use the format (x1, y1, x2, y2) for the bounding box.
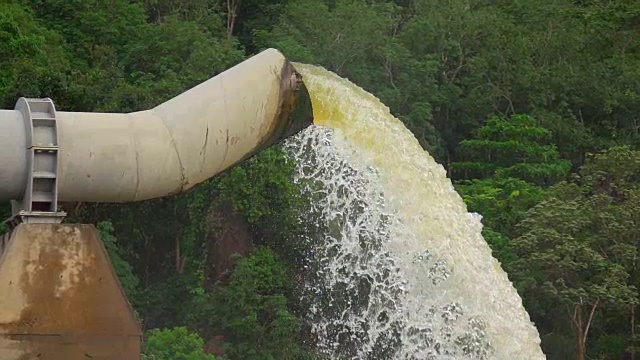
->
(214, 147, 307, 266)
(142, 326, 215, 360)
(0, 1, 70, 108)
(6, 0, 242, 112)
(111, 17, 243, 112)
(512, 196, 637, 307)
(190, 248, 307, 360)
(96, 221, 140, 300)
(457, 177, 546, 237)
(453, 114, 565, 266)
(452, 114, 571, 186)
(579, 145, 640, 195)
(480, 227, 517, 266)
(216, 147, 299, 224)
(89, 181, 217, 330)
(510, 146, 640, 359)
(591, 333, 628, 360)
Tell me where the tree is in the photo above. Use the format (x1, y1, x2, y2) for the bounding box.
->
(0, 2, 71, 108)
(452, 114, 571, 186)
(96, 221, 141, 301)
(455, 178, 547, 266)
(142, 326, 215, 360)
(452, 114, 569, 264)
(510, 146, 640, 360)
(189, 247, 308, 360)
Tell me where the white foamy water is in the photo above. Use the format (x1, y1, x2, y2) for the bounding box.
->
(283, 64, 545, 359)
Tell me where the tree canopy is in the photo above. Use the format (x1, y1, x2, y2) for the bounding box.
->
(1, 0, 639, 358)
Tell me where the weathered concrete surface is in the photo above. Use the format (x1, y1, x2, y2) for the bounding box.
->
(0, 224, 141, 359)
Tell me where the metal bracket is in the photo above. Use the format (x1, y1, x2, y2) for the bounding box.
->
(8, 98, 66, 226)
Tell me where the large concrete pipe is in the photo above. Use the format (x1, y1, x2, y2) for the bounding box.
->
(0, 48, 313, 208)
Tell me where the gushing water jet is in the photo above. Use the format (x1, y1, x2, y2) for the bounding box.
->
(283, 63, 546, 359)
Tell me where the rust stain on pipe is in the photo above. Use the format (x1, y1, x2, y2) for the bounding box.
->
(266, 61, 314, 143)
(0, 224, 141, 359)
(231, 60, 313, 166)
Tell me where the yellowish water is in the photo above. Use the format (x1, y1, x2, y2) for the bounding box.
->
(289, 63, 546, 359)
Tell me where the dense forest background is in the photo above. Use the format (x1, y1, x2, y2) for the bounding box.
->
(1, 0, 639, 359)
